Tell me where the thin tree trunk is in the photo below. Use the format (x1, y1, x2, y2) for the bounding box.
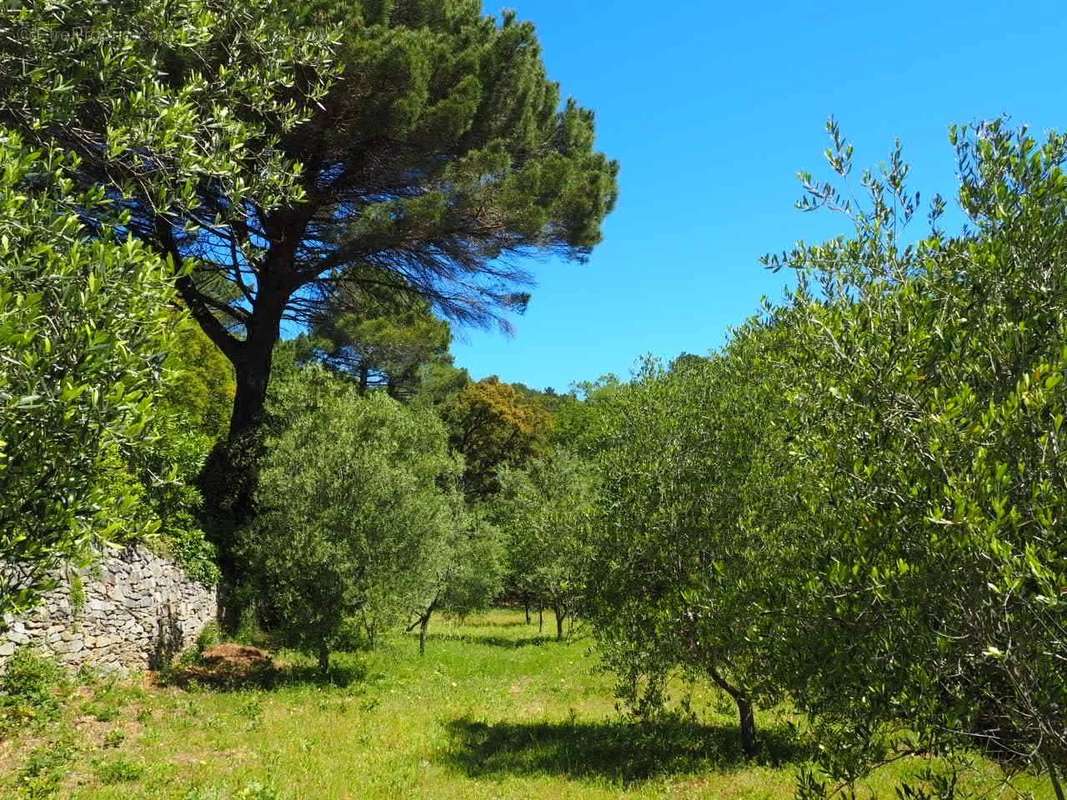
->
(737, 698, 757, 758)
(365, 618, 377, 649)
(524, 597, 531, 625)
(411, 599, 437, 656)
(708, 664, 758, 758)
(555, 605, 565, 641)
(318, 643, 330, 674)
(419, 610, 433, 656)
(538, 605, 544, 633)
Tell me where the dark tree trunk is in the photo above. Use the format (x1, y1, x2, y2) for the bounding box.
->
(708, 665, 759, 758)
(419, 611, 432, 656)
(228, 269, 289, 442)
(198, 277, 290, 633)
(413, 599, 437, 656)
(737, 698, 757, 758)
(1047, 754, 1066, 800)
(318, 642, 330, 674)
(200, 342, 273, 632)
(229, 348, 274, 441)
(554, 604, 565, 641)
(524, 598, 531, 625)
(364, 618, 377, 649)
(538, 605, 544, 633)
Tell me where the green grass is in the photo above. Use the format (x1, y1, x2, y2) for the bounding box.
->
(0, 610, 1054, 799)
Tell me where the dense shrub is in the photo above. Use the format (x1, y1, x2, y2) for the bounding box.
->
(751, 121, 1067, 794)
(578, 121, 1067, 797)
(0, 649, 66, 733)
(576, 345, 787, 757)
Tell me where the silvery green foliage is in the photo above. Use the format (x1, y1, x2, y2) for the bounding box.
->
(576, 346, 785, 757)
(241, 368, 459, 668)
(496, 450, 596, 640)
(754, 120, 1067, 795)
(435, 511, 507, 619)
(578, 121, 1067, 795)
(0, 0, 338, 214)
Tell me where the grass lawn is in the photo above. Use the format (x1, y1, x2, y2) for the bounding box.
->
(0, 609, 1054, 799)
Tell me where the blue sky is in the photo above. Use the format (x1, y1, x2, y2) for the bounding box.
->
(450, 0, 1067, 391)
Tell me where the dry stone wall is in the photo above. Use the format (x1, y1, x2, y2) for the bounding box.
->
(0, 544, 217, 673)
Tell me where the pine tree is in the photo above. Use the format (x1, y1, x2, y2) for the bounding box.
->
(0, 0, 618, 599)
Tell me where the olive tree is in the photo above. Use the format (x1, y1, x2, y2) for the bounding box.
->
(749, 120, 1067, 797)
(496, 450, 595, 641)
(0, 131, 179, 614)
(408, 508, 507, 655)
(576, 343, 789, 759)
(240, 369, 458, 672)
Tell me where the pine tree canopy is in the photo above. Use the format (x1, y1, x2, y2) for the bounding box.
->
(0, 0, 619, 437)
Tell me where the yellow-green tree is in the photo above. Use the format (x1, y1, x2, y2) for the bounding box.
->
(440, 377, 552, 500)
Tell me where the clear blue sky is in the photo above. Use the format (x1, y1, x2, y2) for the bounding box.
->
(450, 0, 1067, 392)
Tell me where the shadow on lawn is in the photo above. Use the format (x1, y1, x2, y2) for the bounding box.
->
(423, 632, 558, 650)
(443, 716, 806, 784)
(479, 616, 538, 628)
(272, 659, 367, 689)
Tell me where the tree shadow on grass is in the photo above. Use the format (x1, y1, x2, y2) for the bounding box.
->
(270, 658, 367, 689)
(423, 632, 557, 650)
(442, 716, 807, 785)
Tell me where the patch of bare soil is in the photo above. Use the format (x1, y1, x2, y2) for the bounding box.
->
(171, 644, 276, 687)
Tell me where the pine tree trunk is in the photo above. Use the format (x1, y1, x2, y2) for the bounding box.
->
(201, 346, 272, 633)
(199, 282, 287, 633)
(229, 351, 273, 440)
